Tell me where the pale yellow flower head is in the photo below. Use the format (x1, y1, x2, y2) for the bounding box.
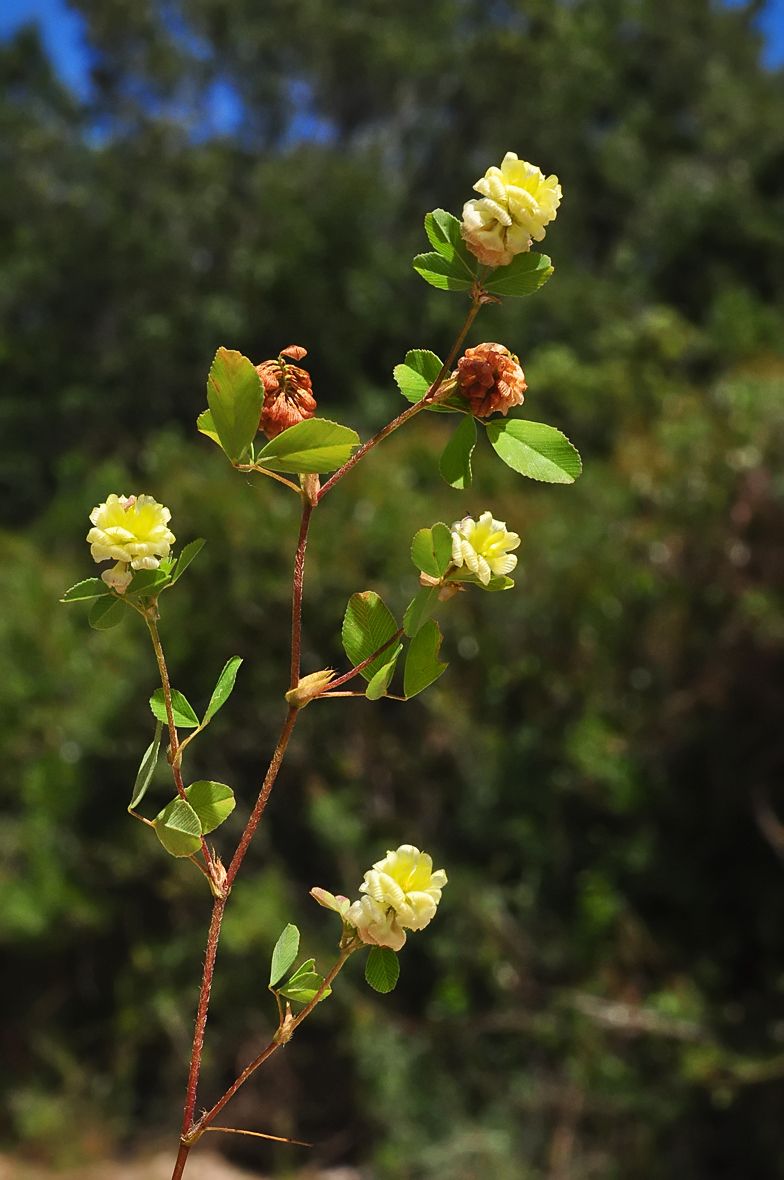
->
(461, 152, 561, 268)
(87, 494, 175, 591)
(345, 845, 447, 952)
(450, 511, 520, 585)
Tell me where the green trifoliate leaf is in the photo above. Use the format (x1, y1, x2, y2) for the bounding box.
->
(365, 644, 403, 700)
(202, 656, 242, 724)
(153, 797, 203, 858)
(278, 959, 332, 1004)
(149, 688, 200, 729)
(184, 781, 235, 834)
(411, 522, 453, 579)
(207, 347, 263, 462)
(365, 946, 400, 993)
(486, 419, 582, 484)
(270, 923, 300, 987)
(483, 252, 553, 298)
(126, 568, 170, 596)
(393, 349, 466, 413)
(404, 619, 448, 699)
(413, 251, 474, 292)
(424, 209, 476, 277)
(60, 577, 111, 602)
(255, 418, 359, 474)
(403, 585, 440, 638)
(342, 592, 399, 682)
(171, 538, 206, 583)
(439, 413, 477, 489)
(88, 596, 128, 630)
(128, 721, 163, 811)
(196, 408, 221, 446)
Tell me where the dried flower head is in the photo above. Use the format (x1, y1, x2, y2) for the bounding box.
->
(345, 845, 447, 952)
(450, 512, 520, 585)
(461, 153, 561, 268)
(455, 342, 526, 418)
(256, 346, 317, 439)
(87, 494, 175, 592)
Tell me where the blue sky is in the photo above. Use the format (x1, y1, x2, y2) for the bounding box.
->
(2, 0, 784, 109)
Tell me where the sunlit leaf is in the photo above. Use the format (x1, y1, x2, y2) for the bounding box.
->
(185, 780, 235, 834)
(410, 523, 452, 578)
(403, 585, 440, 637)
(203, 656, 242, 723)
(171, 538, 206, 583)
(486, 419, 582, 483)
(207, 347, 263, 462)
(255, 418, 359, 474)
(149, 688, 200, 729)
(365, 644, 403, 700)
(270, 924, 300, 987)
(153, 797, 202, 857)
(342, 592, 399, 681)
(483, 252, 553, 297)
(424, 209, 475, 276)
(413, 251, 474, 291)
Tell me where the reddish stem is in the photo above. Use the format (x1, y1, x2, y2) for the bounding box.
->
(170, 896, 226, 1180)
(225, 705, 299, 890)
(328, 628, 404, 691)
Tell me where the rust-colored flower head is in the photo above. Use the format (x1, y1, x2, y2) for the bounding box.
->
(256, 345, 317, 439)
(454, 343, 527, 419)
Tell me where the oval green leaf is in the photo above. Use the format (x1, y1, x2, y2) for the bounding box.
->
(184, 781, 235, 834)
(424, 209, 476, 276)
(410, 523, 452, 578)
(129, 721, 163, 811)
(153, 797, 203, 857)
(88, 596, 128, 630)
(365, 644, 403, 700)
(60, 577, 111, 602)
(483, 252, 554, 297)
(203, 656, 242, 724)
(196, 408, 221, 446)
(486, 419, 582, 484)
(342, 592, 399, 682)
(149, 688, 200, 729)
(255, 417, 359, 474)
(172, 538, 206, 583)
(413, 251, 474, 292)
(403, 619, 448, 699)
(439, 413, 477, 489)
(365, 946, 400, 993)
(126, 568, 170, 596)
(207, 347, 263, 462)
(403, 585, 440, 638)
(270, 923, 300, 987)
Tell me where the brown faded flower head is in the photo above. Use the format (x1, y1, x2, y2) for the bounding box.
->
(454, 343, 527, 419)
(256, 345, 317, 439)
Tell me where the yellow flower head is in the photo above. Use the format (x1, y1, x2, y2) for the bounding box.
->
(461, 152, 561, 268)
(87, 494, 175, 591)
(346, 845, 447, 952)
(450, 511, 520, 585)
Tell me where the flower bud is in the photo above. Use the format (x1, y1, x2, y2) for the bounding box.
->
(285, 669, 335, 708)
(256, 346, 317, 440)
(461, 153, 561, 268)
(87, 494, 175, 589)
(450, 512, 520, 585)
(454, 342, 526, 418)
(345, 845, 447, 952)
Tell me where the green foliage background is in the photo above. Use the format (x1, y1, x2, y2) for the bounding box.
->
(4, 1, 784, 1175)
